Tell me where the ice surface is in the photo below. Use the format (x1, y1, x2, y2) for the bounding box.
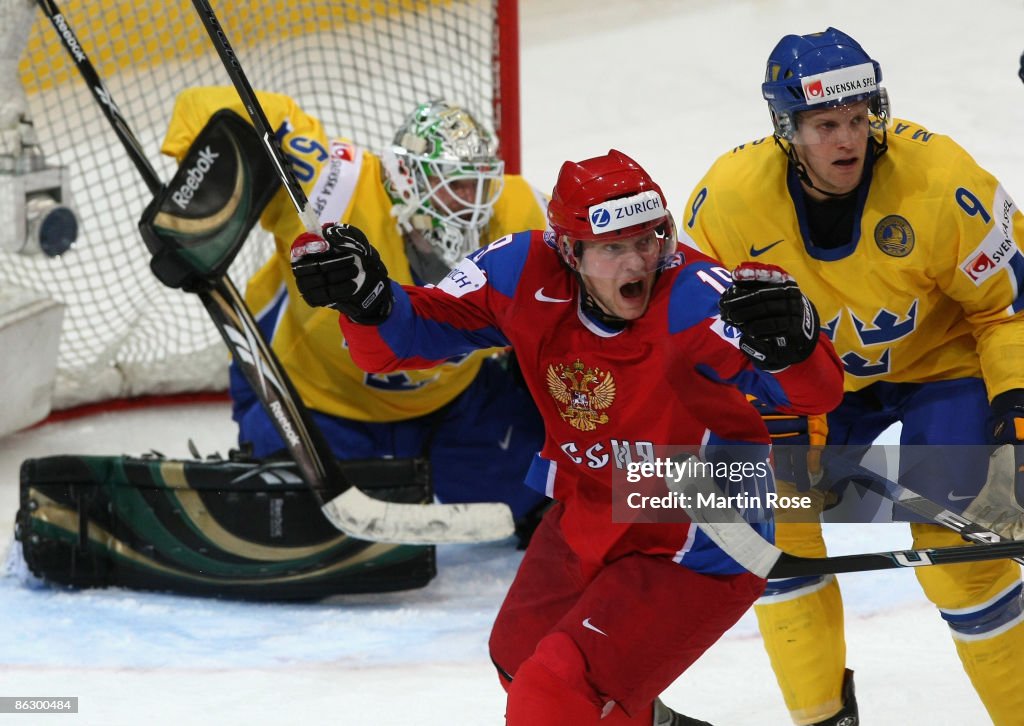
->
(3, 0, 1022, 722)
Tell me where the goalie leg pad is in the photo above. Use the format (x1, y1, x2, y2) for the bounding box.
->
(16, 453, 436, 600)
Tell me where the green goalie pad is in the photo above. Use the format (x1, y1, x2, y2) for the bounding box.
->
(15, 453, 436, 601)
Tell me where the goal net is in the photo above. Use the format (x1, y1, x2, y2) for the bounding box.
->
(2, 0, 519, 410)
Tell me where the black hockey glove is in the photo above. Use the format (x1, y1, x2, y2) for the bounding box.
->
(290, 223, 393, 325)
(990, 389, 1024, 446)
(719, 262, 820, 371)
(988, 388, 1024, 511)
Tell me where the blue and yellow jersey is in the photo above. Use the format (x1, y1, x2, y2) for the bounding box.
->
(682, 118, 1024, 400)
(162, 86, 548, 421)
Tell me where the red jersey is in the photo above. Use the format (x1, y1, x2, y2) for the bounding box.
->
(341, 231, 843, 575)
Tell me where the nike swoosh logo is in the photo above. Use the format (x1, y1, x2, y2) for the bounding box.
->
(947, 493, 975, 502)
(749, 239, 783, 257)
(498, 425, 513, 451)
(535, 288, 573, 303)
(582, 618, 608, 637)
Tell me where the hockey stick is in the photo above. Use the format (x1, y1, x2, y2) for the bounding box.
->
(668, 454, 1024, 578)
(188, 0, 320, 235)
(771, 539, 1024, 577)
(185, 0, 521, 544)
(822, 449, 1024, 560)
(36, 0, 161, 196)
(39, 0, 514, 545)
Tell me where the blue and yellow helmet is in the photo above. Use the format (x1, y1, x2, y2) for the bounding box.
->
(762, 27, 889, 140)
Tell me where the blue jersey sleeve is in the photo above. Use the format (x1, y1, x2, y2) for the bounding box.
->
(667, 257, 840, 414)
(342, 231, 534, 372)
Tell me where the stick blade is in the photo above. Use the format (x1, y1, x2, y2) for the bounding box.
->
(321, 488, 515, 544)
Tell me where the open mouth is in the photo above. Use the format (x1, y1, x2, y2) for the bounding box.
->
(620, 280, 644, 299)
(833, 157, 858, 168)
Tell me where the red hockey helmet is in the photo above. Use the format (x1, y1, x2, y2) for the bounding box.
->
(548, 150, 670, 241)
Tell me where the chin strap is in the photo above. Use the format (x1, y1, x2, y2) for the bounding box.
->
(775, 130, 888, 199)
(580, 289, 628, 330)
(557, 235, 671, 332)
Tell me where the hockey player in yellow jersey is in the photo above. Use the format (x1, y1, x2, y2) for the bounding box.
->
(161, 87, 549, 542)
(683, 28, 1024, 726)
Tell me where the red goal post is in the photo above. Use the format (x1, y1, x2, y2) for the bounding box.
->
(1, 0, 520, 414)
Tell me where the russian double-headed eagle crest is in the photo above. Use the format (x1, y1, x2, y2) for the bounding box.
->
(545, 358, 616, 431)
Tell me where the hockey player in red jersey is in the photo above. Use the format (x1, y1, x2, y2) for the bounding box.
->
(289, 150, 844, 724)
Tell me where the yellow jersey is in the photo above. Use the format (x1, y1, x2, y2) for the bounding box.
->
(683, 118, 1024, 400)
(162, 87, 548, 420)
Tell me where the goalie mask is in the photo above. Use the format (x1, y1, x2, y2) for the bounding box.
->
(382, 100, 504, 268)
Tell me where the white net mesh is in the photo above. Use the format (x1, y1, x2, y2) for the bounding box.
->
(4, 0, 509, 409)
(0, 0, 31, 132)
